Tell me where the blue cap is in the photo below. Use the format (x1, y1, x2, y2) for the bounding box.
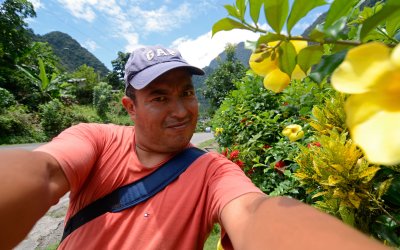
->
(124, 45, 204, 90)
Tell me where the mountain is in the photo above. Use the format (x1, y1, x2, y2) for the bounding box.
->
(34, 31, 109, 76)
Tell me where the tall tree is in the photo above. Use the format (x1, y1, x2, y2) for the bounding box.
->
(203, 44, 247, 115)
(106, 51, 130, 90)
(0, 0, 36, 66)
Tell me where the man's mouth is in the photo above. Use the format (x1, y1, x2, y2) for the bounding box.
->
(166, 120, 191, 129)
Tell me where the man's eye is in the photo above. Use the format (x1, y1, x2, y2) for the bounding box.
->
(153, 96, 166, 102)
(183, 90, 195, 97)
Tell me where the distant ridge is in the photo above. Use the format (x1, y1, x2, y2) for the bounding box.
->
(35, 31, 109, 76)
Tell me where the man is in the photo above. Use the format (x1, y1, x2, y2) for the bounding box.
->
(0, 46, 388, 249)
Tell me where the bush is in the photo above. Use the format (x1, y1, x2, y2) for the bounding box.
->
(0, 104, 45, 144)
(93, 82, 112, 121)
(212, 75, 331, 199)
(39, 99, 73, 139)
(0, 87, 16, 110)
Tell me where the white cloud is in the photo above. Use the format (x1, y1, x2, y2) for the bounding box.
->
(128, 3, 193, 33)
(171, 29, 262, 68)
(30, 0, 44, 10)
(83, 39, 99, 51)
(57, 0, 96, 22)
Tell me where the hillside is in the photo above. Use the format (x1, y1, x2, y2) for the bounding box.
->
(35, 31, 109, 76)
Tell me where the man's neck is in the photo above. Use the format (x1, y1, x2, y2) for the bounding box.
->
(135, 144, 172, 168)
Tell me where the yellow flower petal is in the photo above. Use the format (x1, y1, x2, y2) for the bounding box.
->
(289, 130, 304, 142)
(291, 65, 307, 80)
(373, 68, 400, 96)
(291, 40, 308, 53)
(249, 52, 278, 76)
(346, 95, 400, 165)
(263, 69, 290, 93)
(331, 42, 392, 94)
(391, 43, 400, 67)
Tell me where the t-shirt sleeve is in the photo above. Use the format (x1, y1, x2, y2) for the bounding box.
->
(207, 153, 263, 220)
(34, 123, 102, 195)
(206, 153, 264, 250)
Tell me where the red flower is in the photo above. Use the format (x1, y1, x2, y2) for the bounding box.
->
(235, 160, 245, 169)
(263, 144, 272, 149)
(222, 148, 228, 157)
(274, 160, 286, 174)
(230, 150, 240, 159)
(246, 168, 255, 176)
(307, 142, 322, 148)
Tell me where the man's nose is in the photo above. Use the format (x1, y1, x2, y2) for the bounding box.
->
(169, 98, 188, 118)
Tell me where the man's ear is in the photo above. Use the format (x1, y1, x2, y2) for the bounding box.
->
(122, 96, 136, 116)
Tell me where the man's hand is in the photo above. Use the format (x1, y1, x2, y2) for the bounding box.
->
(221, 193, 388, 250)
(0, 150, 69, 249)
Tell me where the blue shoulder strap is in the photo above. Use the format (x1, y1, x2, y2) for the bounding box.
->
(61, 147, 206, 241)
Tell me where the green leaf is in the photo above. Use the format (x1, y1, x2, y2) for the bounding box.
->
(264, 0, 289, 34)
(224, 4, 241, 19)
(278, 41, 297, 76)
(287, 0, 327, 34)
(382, 177, 400, 207)
(236, 0, 246, 20)
(297, 45, 324, 74)
(212, 18, 248, 37)
(324, 0, 358, 30)
(256, 33, 285, 47)
(309, 49, 347, 83)
(249, 0, 263, 24)
(360, 0, 400, 41)
(386, 9, 400, 37)
(309, 25, 325, 42)
(325, 16, 347, 39)
(38, 58, 49, 91)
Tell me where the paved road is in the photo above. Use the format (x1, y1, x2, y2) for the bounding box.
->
(9, 132, 214, 249)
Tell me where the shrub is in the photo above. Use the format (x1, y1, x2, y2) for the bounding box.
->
(0, 104, 45, 144)
(0, 87, 16, 110)
(93, 82, 112, 121)
(39, 99, 73, 139)
(212, 75, 331, 199)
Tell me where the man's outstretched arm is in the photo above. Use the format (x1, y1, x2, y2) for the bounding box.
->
(0, 149, 69, 249)
(221, 193, 388, 250)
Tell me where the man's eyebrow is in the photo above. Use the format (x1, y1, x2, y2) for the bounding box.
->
(147, 88, 169, 96)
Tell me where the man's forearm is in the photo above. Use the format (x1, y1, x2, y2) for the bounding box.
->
(0, 150, 66, 249)
(240, 196, 388, 250)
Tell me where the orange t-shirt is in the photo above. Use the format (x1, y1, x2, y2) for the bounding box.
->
(36, 123, 262, 249)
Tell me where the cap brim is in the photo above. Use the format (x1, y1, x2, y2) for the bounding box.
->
(129, 61, 205, 90)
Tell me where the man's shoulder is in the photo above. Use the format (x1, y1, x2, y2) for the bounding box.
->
(70, 122, 134, 132)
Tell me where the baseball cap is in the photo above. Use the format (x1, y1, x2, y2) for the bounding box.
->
(124, 45, 205, 90)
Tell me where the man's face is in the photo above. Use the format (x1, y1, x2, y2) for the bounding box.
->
(125, 68, 198, 153)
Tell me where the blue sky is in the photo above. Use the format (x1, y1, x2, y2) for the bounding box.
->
(26, 0, 329, 70)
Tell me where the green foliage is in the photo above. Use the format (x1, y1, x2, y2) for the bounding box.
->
(203, 45, 247, 115)
(0, 0, 36, 66)
(0, 87, 16, 110)
(0, 104, 45, 144)
(38, 99, 73, 139)
(212, 75, 330, 199)
(93, 82, 113, 121)
(70, 64, 100, 104)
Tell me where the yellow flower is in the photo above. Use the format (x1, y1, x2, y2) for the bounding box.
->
(215, 127, 224, 136)
(249, 40, 307, 93)
(282, 124, 305, 142)
(331, 42, 400, 165)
